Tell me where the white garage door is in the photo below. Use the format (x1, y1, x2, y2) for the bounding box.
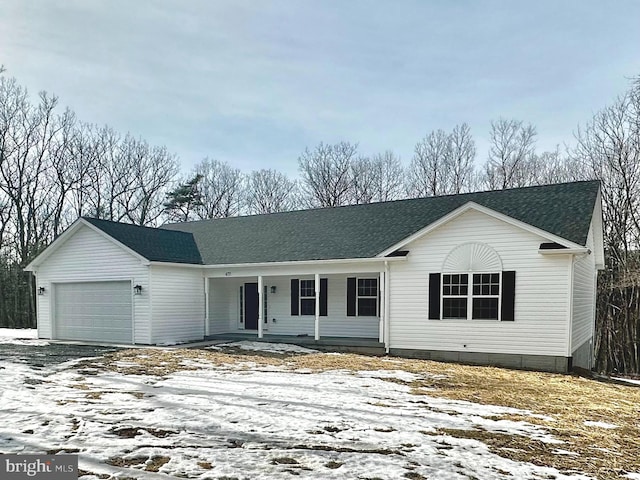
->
(54, 281, 133, 343)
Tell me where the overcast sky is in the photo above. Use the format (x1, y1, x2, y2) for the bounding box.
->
(1, 0, 639, 176)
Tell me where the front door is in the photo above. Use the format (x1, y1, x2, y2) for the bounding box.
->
(244, 282, 259, 330)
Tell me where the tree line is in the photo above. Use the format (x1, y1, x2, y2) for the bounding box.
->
(1, 64, 639, 374)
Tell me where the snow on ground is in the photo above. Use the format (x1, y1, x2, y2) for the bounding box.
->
(0, 328, 48, 345)
(356, 369, 423, 382)
(209, 340, 319, 354)
(614, 376, 640, 386)
(583, 420, 618, 429)
(0, 349, 593, 480)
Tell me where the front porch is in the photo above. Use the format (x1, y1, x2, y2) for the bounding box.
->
(204, 260, 400, 348)
(205, 332, 386, 356)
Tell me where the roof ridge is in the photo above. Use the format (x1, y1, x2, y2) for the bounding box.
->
(162, 179, 601, 228)
(83, 216, 194, 236)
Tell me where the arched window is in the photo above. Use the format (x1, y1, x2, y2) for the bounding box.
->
(428, 243, 515, 321)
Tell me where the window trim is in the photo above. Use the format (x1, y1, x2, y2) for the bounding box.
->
(440, 272, 502, 321)
(356, 277, 379, 317)
(299, 278, 316, 316)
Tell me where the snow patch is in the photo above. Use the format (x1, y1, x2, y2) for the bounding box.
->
(613, 376, 640, 386)
(584, 420, 618, 429)
(209, 341, 318, 354)
(0, 328, 48, 345)
(553, 449, 580, 456)
(0, 349, 590, 479)
(357, 369, 422, 382)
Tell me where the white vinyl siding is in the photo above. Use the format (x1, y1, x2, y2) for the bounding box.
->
(389, 208, 572, 356)
(209, 278, 236, 334)
(33, 224, 151, 344)
(149, 265, 205, 344)
(54, 281, 132, 343)
(571, 224, 597, 355)
(207, 274, 379, 338)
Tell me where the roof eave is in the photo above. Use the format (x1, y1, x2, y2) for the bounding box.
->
(25, 218, 151, 271)
(175, 255, 409, 270)
(376, 201, 587, 257)
(25, 218, 85, 271)
(537, 247, 590, 255)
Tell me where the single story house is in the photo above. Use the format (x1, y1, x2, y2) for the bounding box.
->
(25, 180, 604, 372)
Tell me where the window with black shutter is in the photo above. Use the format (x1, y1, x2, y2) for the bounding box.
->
(291, 278, 328, 316)
(430, 271, 515, 321)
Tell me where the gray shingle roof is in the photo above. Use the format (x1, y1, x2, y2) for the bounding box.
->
(155, 180, 600, 265)
(83, 217, 203, 264)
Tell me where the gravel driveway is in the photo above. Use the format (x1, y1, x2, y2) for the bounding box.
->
(0, 341, 118, 368)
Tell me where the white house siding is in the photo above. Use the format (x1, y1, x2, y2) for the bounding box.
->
(149, 265, 205, 344)
(571, 224, 597, 366)
(207, 273, 380, 338)
(388, 209, 572, 357)
(33, 224, 151, 344)
(209, 278, 236, 334)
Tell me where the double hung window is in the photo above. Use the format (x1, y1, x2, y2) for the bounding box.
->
(442, 273, 500, 320)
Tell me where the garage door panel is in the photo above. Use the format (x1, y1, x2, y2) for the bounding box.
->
(54, 281, 132, 343)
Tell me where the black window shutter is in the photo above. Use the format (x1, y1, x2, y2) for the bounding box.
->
(320, 278, 328, 316)
(501, 271, 516, 321)
(291, 279, 299, 316)
(346, 277, 357, 316)
(428, 273, 441, 320)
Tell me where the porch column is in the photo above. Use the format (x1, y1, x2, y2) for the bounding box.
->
(379, 270, 385, 343)
(314, 273, 320, 340)
(384, 261, 391, 351)
(258, 275, 264, 339)
(204, 276, 210, 337)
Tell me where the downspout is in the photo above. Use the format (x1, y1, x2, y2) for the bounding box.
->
(590, 269, 598, 370)
(204, 275, 210, 337)
(384, 260, 391, 353)
(258, 275, 264, 339)
(567, 256, 575, 359)
(147, 264, 153, 345)
(32, 269, 40, 339)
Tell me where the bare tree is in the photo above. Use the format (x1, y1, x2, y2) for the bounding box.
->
(116, 135, 179, 226)
(245, 169, 296, 214)
(349, 156, 378, 204)
(574, 80, 640, 373)
(371, 151, 405, 201)
(0, 72, 181, 326)
(194, 158, 243, 219)
(298, 141, 357, 207)
(350, 151, 405, 204)
(408, 129, 449, 197)
(0, 83, 61, 264)
(42, 107, 81, 236)
(62, 126, 179, 226)
(521, 148, 590, 186)
(482, 118, 537, 189)
(447, 123, 476, 194)
(406, 129, 450, 197)
(0, 80, 65, 326)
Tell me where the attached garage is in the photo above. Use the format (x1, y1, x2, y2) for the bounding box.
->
(53, 281, 133, 343)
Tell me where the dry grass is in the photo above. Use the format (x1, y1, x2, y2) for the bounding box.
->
(83, 347, 640, 479)
(408, 362, 640, 480)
